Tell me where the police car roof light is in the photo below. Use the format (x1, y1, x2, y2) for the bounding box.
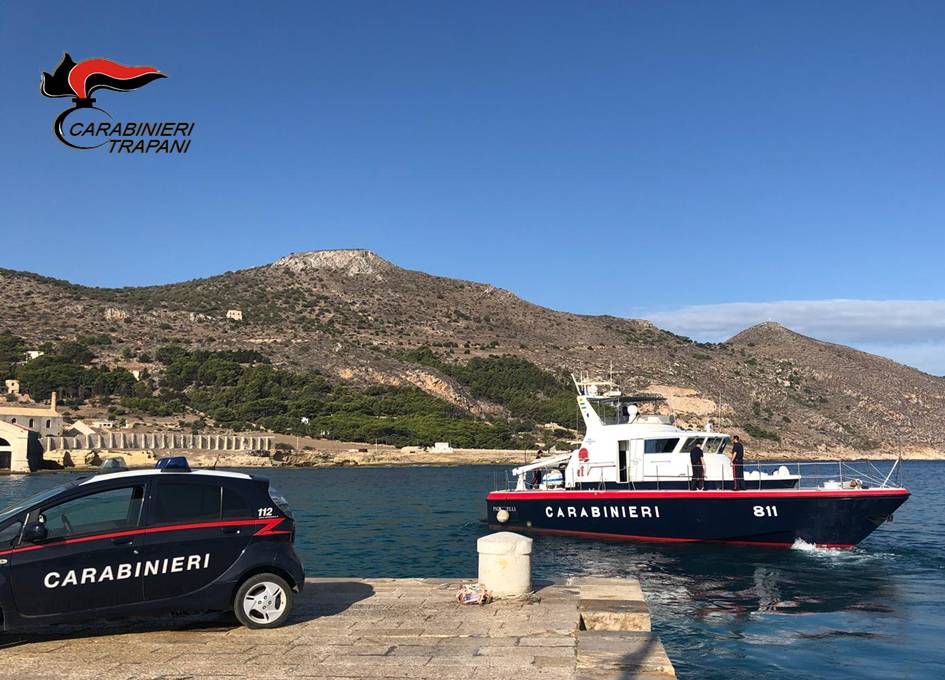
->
(155, 456, 191, 472)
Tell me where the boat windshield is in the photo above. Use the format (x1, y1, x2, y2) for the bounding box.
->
(681, 436, 728, 454)
(588, 399, 621, 424)
(703, 437, 725, 454)
(0, 482, 77, 525)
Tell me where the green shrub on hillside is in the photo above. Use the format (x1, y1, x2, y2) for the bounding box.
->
(10, 337, 136, 402)
(0, 331, 27, 380)
(120, 396, 186, 416)
(154, 347, 531, 448)
(744, 423, 781, 443)
(394, 349, 576, 427)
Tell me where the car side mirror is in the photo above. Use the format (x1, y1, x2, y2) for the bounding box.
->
(23, 521, 47, 543)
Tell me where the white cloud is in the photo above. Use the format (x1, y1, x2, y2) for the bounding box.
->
(644, 299, 945, 375)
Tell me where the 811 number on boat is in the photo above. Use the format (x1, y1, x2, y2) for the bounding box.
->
(753, 505, 778, 517)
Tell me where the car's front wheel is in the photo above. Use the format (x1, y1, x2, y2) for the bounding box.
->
(233, 573, 293, 629)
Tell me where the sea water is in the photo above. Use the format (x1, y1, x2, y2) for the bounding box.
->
(2, 460, 943, 679)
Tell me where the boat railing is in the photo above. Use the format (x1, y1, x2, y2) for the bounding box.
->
(743, 457, 904, 490)
(495, 456, 904, 492)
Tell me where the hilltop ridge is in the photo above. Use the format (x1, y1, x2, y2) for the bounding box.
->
(270, 249, 395, 277)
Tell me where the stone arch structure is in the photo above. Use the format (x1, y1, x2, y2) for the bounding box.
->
(0, 422, 31, 472)
(0, 436, 11, 469)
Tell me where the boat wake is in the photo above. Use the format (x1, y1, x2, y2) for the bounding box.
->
(791, 538, 838, 553)
(790, 538, 897, 566)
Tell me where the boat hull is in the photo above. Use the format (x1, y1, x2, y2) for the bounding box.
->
(486, 488, 910, 548)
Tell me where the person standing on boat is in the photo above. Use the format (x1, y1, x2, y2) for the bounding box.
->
(689, 443, 705, 490)
(730, 436, 746, 490)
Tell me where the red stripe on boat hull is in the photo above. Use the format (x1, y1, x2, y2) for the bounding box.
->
(495, 525, 855, 549)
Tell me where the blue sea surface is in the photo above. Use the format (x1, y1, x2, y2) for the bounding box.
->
(2, 460, 943, 679)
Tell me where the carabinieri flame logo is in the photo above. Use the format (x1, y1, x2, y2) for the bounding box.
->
(40, 53, 166, 149)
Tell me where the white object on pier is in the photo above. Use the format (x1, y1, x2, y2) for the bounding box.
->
(477, 532, 532, 597)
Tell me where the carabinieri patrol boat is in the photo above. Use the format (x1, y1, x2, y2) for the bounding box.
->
(486, 375, 909, 548)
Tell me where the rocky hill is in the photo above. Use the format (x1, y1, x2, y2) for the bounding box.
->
(2, 250, 943, 455)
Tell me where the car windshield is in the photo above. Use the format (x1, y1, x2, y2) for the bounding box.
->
(0, 482, 77, 525)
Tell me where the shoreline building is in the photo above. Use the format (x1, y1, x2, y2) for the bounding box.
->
(0, 393, 63, 472)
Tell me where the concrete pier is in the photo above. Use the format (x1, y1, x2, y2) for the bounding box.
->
(0, 577, 674, 679)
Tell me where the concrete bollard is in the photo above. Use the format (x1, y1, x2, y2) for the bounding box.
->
(477, 532, 533, 597)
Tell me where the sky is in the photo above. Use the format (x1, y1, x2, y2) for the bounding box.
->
(1, 2, 944, 373)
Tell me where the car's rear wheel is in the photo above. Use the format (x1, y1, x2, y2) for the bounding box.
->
(233, 573, 293, 629)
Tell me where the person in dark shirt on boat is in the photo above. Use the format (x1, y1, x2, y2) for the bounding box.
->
(730, 436, 746, 490)
(689, 443, 705, 490)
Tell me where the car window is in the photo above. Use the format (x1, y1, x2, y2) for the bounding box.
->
(152, 482, 221, 525)
(41, 486, 144, 541)
(0, 482, 75, 526)
(222, 485, 253, 520)
(0, 521, 22, 546)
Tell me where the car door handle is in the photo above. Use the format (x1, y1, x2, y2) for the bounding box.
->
(112, 536, 134, 545)
(221, 527, 241, 535)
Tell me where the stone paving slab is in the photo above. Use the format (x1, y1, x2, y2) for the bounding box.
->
(567, 576, 645, 602)
(575, 631, 676, 678)
(578, 599, 651, 632)
(0, 576, 673, 679)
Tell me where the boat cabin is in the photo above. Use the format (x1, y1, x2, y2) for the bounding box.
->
(512, 376, 798, 491)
